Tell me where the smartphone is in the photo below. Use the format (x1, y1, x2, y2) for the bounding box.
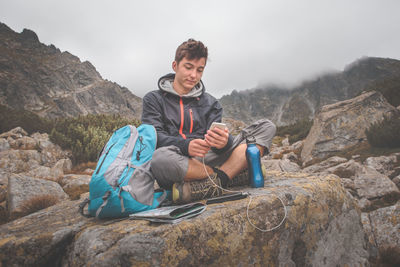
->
(209, 122, 227, 131)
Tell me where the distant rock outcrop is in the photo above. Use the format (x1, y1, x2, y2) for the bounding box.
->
(0, 22, 142, 119)
(220, 57, 400, 125)
(301, 90, 398, 164)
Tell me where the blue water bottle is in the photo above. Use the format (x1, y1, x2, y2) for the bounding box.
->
(246, 135, 264, 188)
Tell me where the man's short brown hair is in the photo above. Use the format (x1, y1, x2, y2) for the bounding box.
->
(175, 39, 208, 64)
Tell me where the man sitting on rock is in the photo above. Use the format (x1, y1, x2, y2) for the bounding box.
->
(141, 39, 276, 204)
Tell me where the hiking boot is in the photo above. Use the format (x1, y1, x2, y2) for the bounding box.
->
(226, 169, 250, 187)
(226, 165, 267, 188)
(172, 174, 223, 204)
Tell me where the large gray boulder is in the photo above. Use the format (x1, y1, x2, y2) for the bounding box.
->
(362, 201, 400, 265)
(0, 172, 370, 266)
(310, 159, 400, 212)
(301, 91, 397, 164)
(355, 167, 400, 212)
(7, 174, 69, 220)
(364, 154, 399, 178)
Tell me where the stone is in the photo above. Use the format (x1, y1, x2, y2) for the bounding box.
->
(43, 158, 73, 181)
(324, 160, 365, 179)
(281, 137, 290, 147)
(364, 154, 398, 177)
(360, 213, 380, 263)
(341, 178, 357, 197)
(0, 127, 28, 139)
(393, 175, 400, 188)
(262, 159, 301, 173)
(354, 167, 400, 212)
(7, 173, 69, 219)
(0, 171, 10, 203)
(0, 196, 92, 266)
(0, 173, 370, 266)
(302, 156, 348, 173)
(301, 91, 398, 164)
(9, 136, 37, 150)
(366, 202, 400, 265)
(0, 138, 9, 152)
(83, 168, 94, 175)
(24, 166, 57, 181)
(290, 140, 303, 152)
(282, 151, 298, 162)
(0, 150, 42, 173)
(60, 174, 91, 200)
(0, 201, 6, 225)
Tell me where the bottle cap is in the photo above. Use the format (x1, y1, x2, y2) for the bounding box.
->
(246, 135, 256, 144)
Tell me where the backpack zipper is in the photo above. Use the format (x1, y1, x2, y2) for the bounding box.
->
(96, 142, 116, 175)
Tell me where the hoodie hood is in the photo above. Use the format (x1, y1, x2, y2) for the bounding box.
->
(158, 73, 204, 98)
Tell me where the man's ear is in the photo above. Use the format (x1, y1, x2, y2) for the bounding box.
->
(172, 61, 177, 72)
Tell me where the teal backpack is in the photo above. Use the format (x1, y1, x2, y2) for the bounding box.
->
(79, 124, 167, 219)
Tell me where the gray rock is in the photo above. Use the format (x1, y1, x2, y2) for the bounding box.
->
(289, 140, 303, 152)
(0, 127, 28, 139)
(366, 202, 400, 264)
(0, 138, 10, 152)
(0, 150, 42, 173)
(0, 171, 10, 203)
(24, 166, 58, 181)
(0, 201, 6, 224)
(393, 175, 400, 188)
(0, 173, 370, 266)
(9, 136, 37, 150)
(364, 154, 398, 177)
(262, 159, 301, 172)
(60, 174, 91, 200)
(281, 137, 290, 147)
(324, 160, 365, 179)
(301, 91, 397, 164)
(354, 167, 400, 212)
(302, 156, 348, 173)
(7, 173, 68, 219)
(282, 152, 298, 162)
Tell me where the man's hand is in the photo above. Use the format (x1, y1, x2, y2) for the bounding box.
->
(188, 139, 211, 157)
(205, 127, 229, 149)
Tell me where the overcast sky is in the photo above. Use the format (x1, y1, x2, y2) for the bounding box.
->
(1, 0, 400, 98)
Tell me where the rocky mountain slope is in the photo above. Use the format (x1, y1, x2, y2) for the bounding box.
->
(0, 22, 142, 119)
(220, 57, 400, 125)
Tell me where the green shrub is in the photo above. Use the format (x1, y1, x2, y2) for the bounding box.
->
(365, 113, 400, 148)
(0, 104, 53, 134)
(0, 105, 142, 165)
(49, 114, 140, 164)
(276, 119, 313, 143)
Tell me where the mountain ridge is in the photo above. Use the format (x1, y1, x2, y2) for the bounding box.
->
(0, 22, 142, 119)
(220, 56, 400, 125)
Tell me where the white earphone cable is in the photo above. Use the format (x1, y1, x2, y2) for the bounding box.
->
(201, 157, 287, 232)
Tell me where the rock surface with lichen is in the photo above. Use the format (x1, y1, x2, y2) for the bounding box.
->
(0, 172, 370, 266)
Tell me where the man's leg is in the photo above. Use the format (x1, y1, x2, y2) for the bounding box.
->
(184, 158, 214, 180)
(219, 143, 265, 179)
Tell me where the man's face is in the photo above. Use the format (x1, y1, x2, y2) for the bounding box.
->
(172, 57, 206, 93)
